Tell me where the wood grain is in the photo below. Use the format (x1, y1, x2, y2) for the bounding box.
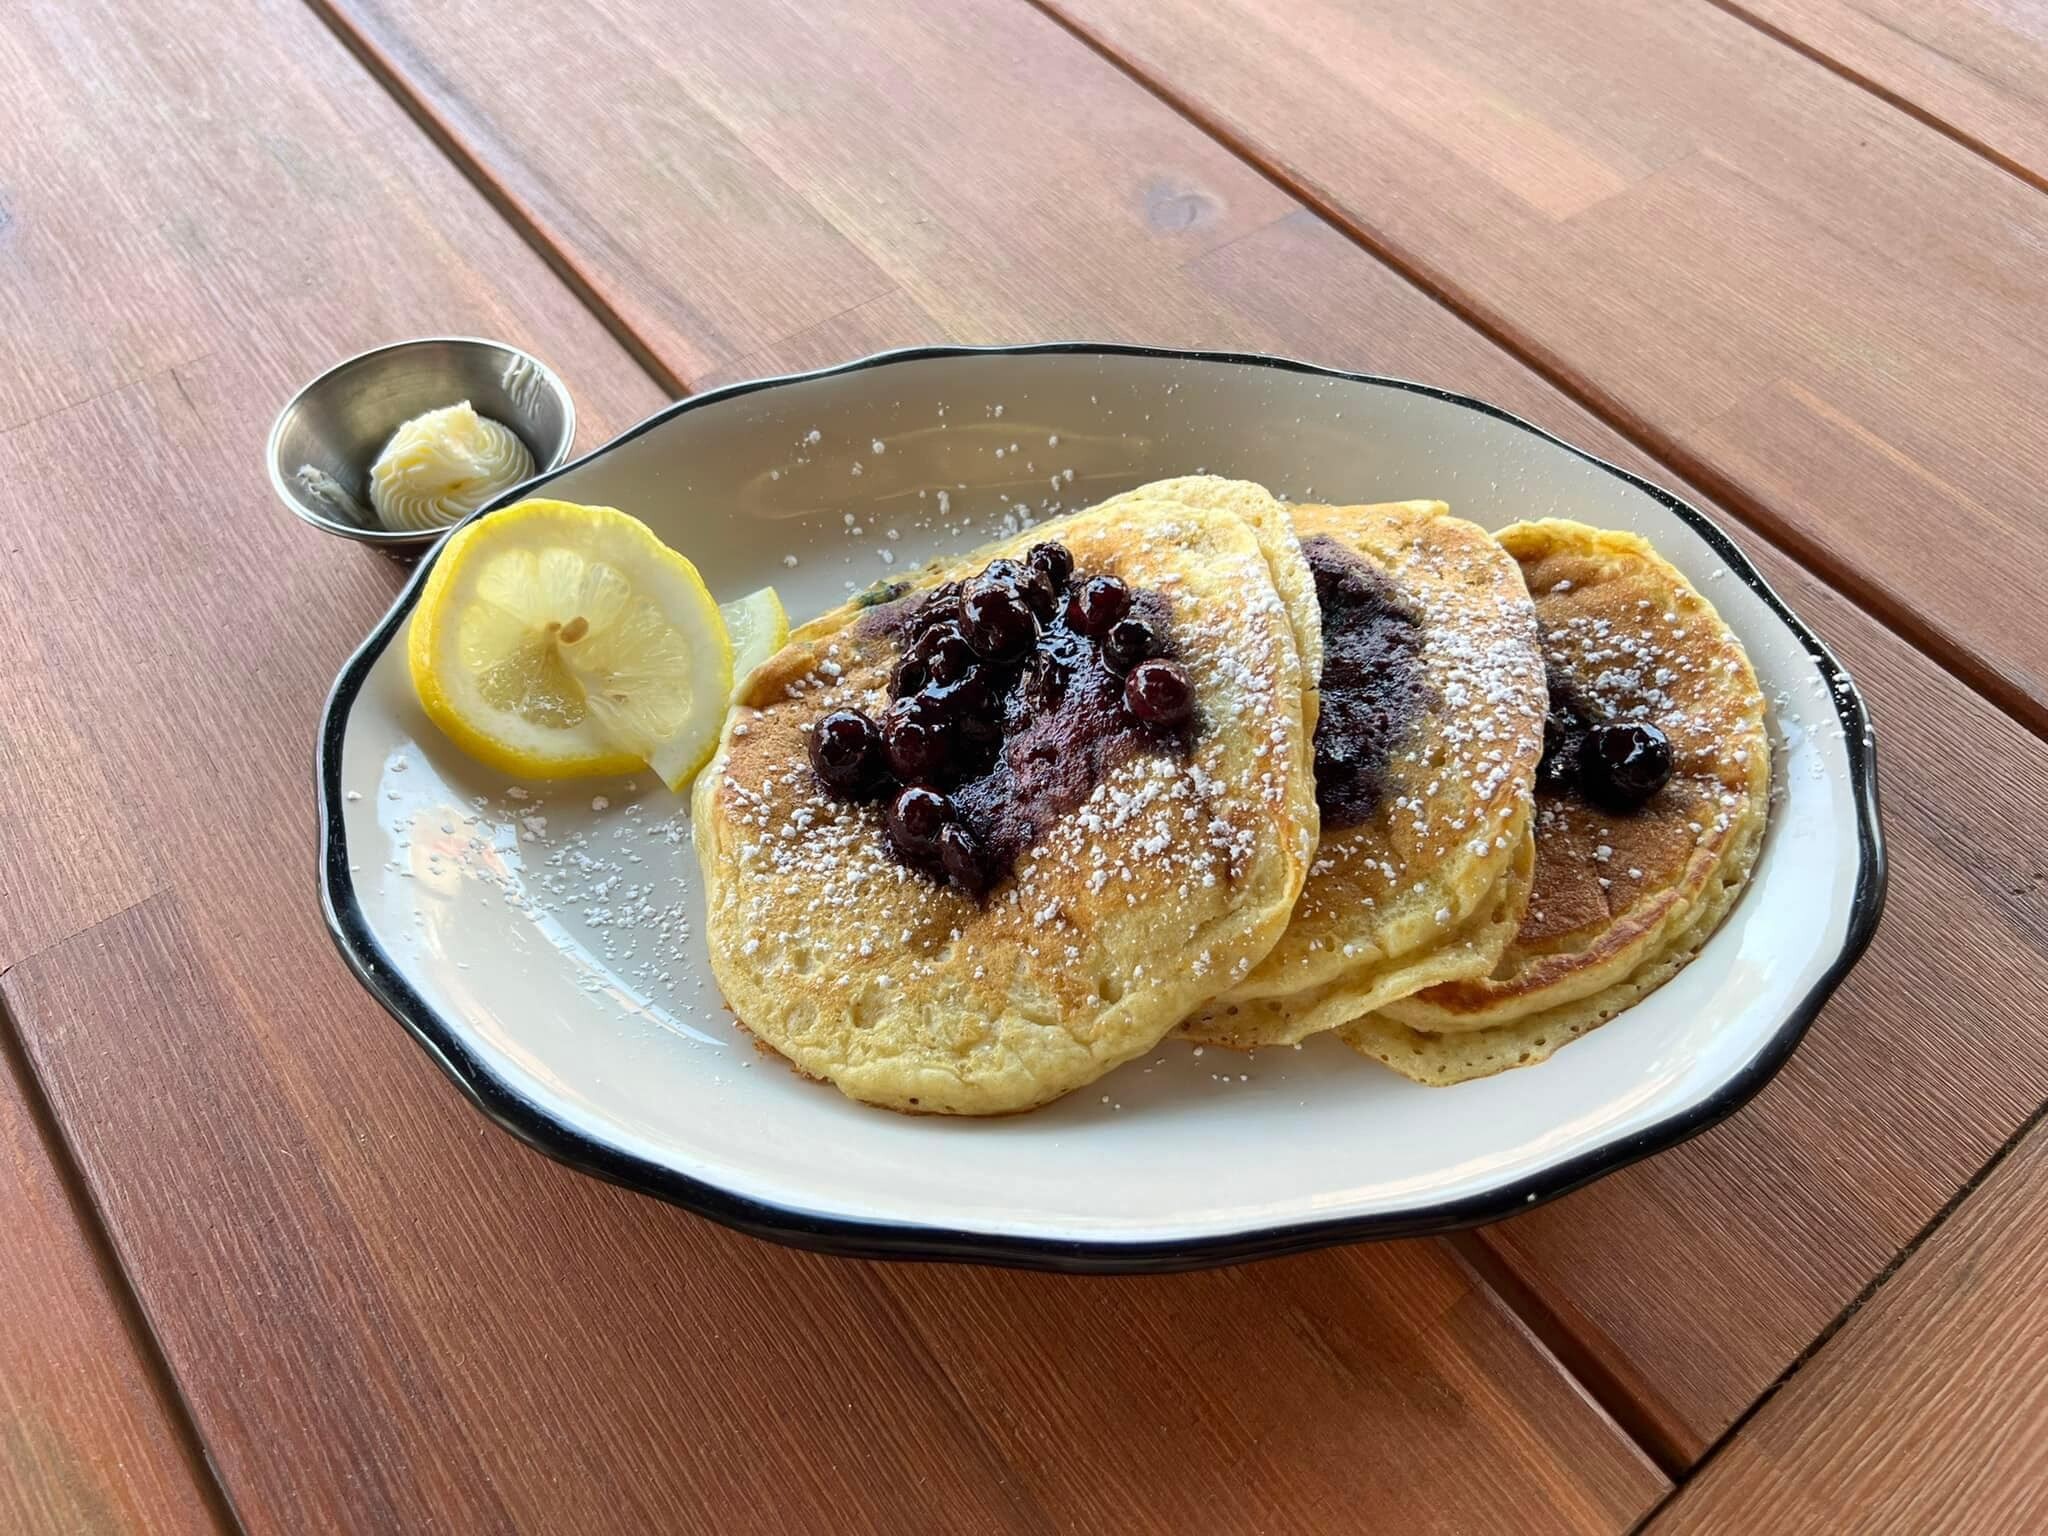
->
(0, 1, 1673, 1532)
(5, 0, 2043, 1519)
(0, 1023, 228, 1535)
(1718, 0, 2048, 186)
(2, 894, 1666, 1534)
(1045, 0, 2048, 733)
(1645, 1118, 2048, 1534)
(1204, 217, 2048, 1465)
(317, 0, 2048, 1465)
(0, 0, 665, 969)
(322, 0, 1299, 378)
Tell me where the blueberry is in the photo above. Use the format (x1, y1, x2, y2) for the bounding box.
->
(927, 665, 993, 719)
(1066, 574, 1130, 637)
(961, 577, 1039, 662)
(1578, 721, 1673, 808)
(1017, 563, 1058, 621)
(911, 620, 977, 684)
(978, 555, 1054, 619)
(938, 821, 995, 896)
(889, 655, 930, 700)
(808, 708, 883, 796)
(1027, 541, 1074, 589)
(913, 580, 963, 633)
(1102, 616, 1154, 673)
(1124, 659, 1193, 726)
(882, 696, 951, 784)
(949, 672, 1005, 747)
(885, 786, 954, 857)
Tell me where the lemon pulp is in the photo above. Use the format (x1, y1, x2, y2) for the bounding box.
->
(718, 585, 789, 697)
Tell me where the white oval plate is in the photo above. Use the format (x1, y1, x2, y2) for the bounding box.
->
(320, 345, 1883, 1271)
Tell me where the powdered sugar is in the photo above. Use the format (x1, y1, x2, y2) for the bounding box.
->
(706, 510, 1304, 1010)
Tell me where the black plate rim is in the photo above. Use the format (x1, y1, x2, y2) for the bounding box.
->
(315, 341, 1886, 1274)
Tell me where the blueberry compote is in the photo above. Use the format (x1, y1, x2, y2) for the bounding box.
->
(807, 541, 1194, 897)
(1300, 535, 1428, 829)
(1536, 664, 1674, 811)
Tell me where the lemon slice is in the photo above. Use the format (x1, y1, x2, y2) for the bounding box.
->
(408, 498, 732, 788)
(719, 586, 789, 697)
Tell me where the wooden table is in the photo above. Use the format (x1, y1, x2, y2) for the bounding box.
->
(5, 0, 2044, 1529)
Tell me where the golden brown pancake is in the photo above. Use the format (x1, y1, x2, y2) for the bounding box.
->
(695, 487, 1316, 1114)
(1181, 500, 1546, 1048)
(1343, 520, 1771, 1083)
(1089, 477, 1324, 731)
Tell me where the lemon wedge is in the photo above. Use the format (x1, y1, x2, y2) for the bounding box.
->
(408, 498, 732, 788)
(719, 586, 789, 697)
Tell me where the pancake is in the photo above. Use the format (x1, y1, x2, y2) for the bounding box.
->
(1089, 477, 1324, 728)
(695, 490, 1316, 1114)
(1182, 500, 1547, 1049)
(1346, 810, 1762, 1084)
(1343, 519, 1772, 1084)
(1192, 823, 1536, 1047)
(787, 475, 1323, 891)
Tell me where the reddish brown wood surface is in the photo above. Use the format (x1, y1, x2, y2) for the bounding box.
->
(2, 897, 1667, 1534)
(5, 0, 2046, 1522)
(0, 0, 1674, 1532)
(0, 1028, 228, 1535)
(1045, 0, 2048, 734)
(0, 0, 663, 970)
(1645, 1118, 2048, 1534)
(1469, 605, 2048, 1462)
(1722, 0, 2048, 184)
(322, 0, 2048, 1468)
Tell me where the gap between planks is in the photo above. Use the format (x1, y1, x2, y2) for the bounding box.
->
(1450, 1232, 1693, 1481)
(297, 0, 691, 400)
(1699, 0, 2048, 199)
(1026, 0, 2048, 752)
(289, 0, 2048, 1489)
(0, 976, 248, 1536)
(1622, 1085, 2048, 1528)
(312, 0, 2048, 755)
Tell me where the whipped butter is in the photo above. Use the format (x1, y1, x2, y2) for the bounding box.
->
(368, 401, 534, 532)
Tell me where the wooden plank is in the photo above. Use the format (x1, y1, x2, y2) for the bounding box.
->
(0, 2, 658, 433)
(0, 0, 665, 966)
(0, 2, 1671, 1533)
(1645, 1117, 2048, 1535)
(1161, 218, 2048, 1466)
(1720, 0, 2048, 187)
(317, 0, 2048, 1465)
(1468, 575, 2048, 1462)
(0, 1022, 229, 1535)
(879, 1243, 1662, 1532)
(2, 895, 1666, 1534)
(0, 667, 158, 972)
(315, 0, 1298, 383)
(1044, 0, 2048, 733)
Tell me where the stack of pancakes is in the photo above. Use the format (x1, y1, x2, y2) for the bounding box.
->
(697, 479, 1770, 1114)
